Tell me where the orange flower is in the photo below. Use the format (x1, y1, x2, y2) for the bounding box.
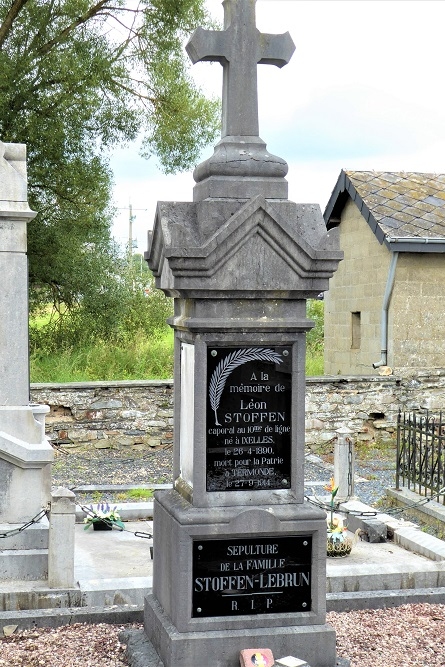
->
(324, 476, 338, 495)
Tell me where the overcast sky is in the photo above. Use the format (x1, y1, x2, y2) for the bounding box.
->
(111, 0, 445, 252)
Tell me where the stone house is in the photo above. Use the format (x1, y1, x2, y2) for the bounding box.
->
(323, 170, 445, 375)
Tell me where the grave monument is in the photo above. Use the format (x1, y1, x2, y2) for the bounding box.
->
(0, 142, 53, 580)
(143, 1, 343, 665)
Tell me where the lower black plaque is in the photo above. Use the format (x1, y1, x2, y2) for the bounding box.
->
(192, 535, 311, 617)
(206, 346, 292, 491)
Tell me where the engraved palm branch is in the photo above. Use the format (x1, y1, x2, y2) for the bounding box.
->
(209, 348, 283, 426)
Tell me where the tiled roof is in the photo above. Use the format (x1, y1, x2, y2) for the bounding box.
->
(324, 170, 445, 250)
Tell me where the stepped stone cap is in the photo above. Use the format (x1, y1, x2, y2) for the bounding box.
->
(0, 142, 34, 215)
(186, 0, 295, 200)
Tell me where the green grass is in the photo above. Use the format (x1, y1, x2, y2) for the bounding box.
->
(30, 329, 174, 382)
(30, 337, 323, 382)
(30, 329, 324, 382)
(306, 352, 324, 376)
(127, 488, 154, 500)
(29, 297, 325, 382)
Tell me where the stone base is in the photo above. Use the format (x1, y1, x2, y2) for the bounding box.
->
(0, 519, 49, 550)
(193, 174, 289, 201)
(140, 596, 338, 667)
(0, 405, 53, 524)
(192, 135, 289, 202)
(145, 490, 337, 666)
(0, 548, 48, 580)
(123, 629, 350, 667)
(0, 517, 49, 580)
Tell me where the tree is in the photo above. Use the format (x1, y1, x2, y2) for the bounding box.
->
(0, 0, 219, 319)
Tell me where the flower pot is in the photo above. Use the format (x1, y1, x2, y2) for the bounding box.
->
(93, 520, 113, 531)
(326, 537, 352, 557)
(326, 529, 357, 557)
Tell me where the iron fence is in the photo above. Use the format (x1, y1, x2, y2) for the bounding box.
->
(396, 411, 445, 503)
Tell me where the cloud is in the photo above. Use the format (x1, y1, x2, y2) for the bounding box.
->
(111, 0, 445, 252)
(265, 83, 445, 164)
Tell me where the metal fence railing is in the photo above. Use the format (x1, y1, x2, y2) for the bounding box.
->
(396, 411, 445, 503)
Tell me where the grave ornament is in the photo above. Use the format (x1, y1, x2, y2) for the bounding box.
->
(187, 0, 296, 200)
(186, 0, 295, 138)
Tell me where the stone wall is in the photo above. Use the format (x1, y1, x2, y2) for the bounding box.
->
(391, 253, 445, 368)
(31, 380, 174, 452)
(30, 370, 445, 450)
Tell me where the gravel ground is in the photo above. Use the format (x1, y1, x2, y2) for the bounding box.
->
(6, 445, 444, 665)
(2, 604, 445, 666)
(52, 443, 395, 510)
(51, 443, 174, 495)
(304, 454, 396, 509)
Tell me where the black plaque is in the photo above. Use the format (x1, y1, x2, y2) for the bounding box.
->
(192, 535, 311, 617)
(206, 346, 292, 492)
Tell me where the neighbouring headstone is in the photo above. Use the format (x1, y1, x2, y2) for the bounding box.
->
(0, 142, 53, 580)
(141, 1, 343, 666)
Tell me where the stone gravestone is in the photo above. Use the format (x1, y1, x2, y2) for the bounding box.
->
(143, 1, 343, 665)
(0, 142, 53, 580)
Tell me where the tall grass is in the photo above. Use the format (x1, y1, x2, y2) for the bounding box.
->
(30, 299, 325, 382)
(306, 299, 324, 376)
(30, 330, 174, 382)
(305, 353, 324, 376)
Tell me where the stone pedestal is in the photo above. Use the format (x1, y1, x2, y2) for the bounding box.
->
(48, 487, 76, 588)
(0, 142, 53, 580)
(142, 192, 342, 666)
(145, 491, 336, 667)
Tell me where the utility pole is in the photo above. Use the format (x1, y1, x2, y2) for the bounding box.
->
(117, 203, 148, 267)
(128, 202, 135, 265)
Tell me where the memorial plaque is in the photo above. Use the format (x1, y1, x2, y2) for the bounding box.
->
(206, 346, 292, 492)
(192, 535, 311, 617)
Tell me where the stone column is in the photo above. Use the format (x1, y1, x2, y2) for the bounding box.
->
(0, 142, 53, 580)
(48, 488, 76, 589)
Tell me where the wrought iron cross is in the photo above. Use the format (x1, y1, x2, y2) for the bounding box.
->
(186, 0, 295, 138)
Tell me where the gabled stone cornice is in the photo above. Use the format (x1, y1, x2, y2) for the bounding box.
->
(147, 196, 342, 296)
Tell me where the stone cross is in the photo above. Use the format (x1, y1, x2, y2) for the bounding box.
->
(186, 0, 295, 138)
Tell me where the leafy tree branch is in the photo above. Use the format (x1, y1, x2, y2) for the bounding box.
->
(0, 0, 220, 328)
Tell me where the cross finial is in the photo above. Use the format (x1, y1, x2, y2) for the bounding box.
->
(186, 0, 295, 138)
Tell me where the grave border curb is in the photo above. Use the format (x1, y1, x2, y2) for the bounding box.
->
(3, 587, 445, 632)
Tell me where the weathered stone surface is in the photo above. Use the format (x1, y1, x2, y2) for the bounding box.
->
(148, 198, 342, 300)
(94, 440, 112, 449)
(117, 436, 138, 447)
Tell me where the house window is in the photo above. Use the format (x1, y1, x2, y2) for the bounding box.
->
(351, 312, 361, 349)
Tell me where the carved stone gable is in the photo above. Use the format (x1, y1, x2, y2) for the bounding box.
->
(147, 196, 342, 297)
